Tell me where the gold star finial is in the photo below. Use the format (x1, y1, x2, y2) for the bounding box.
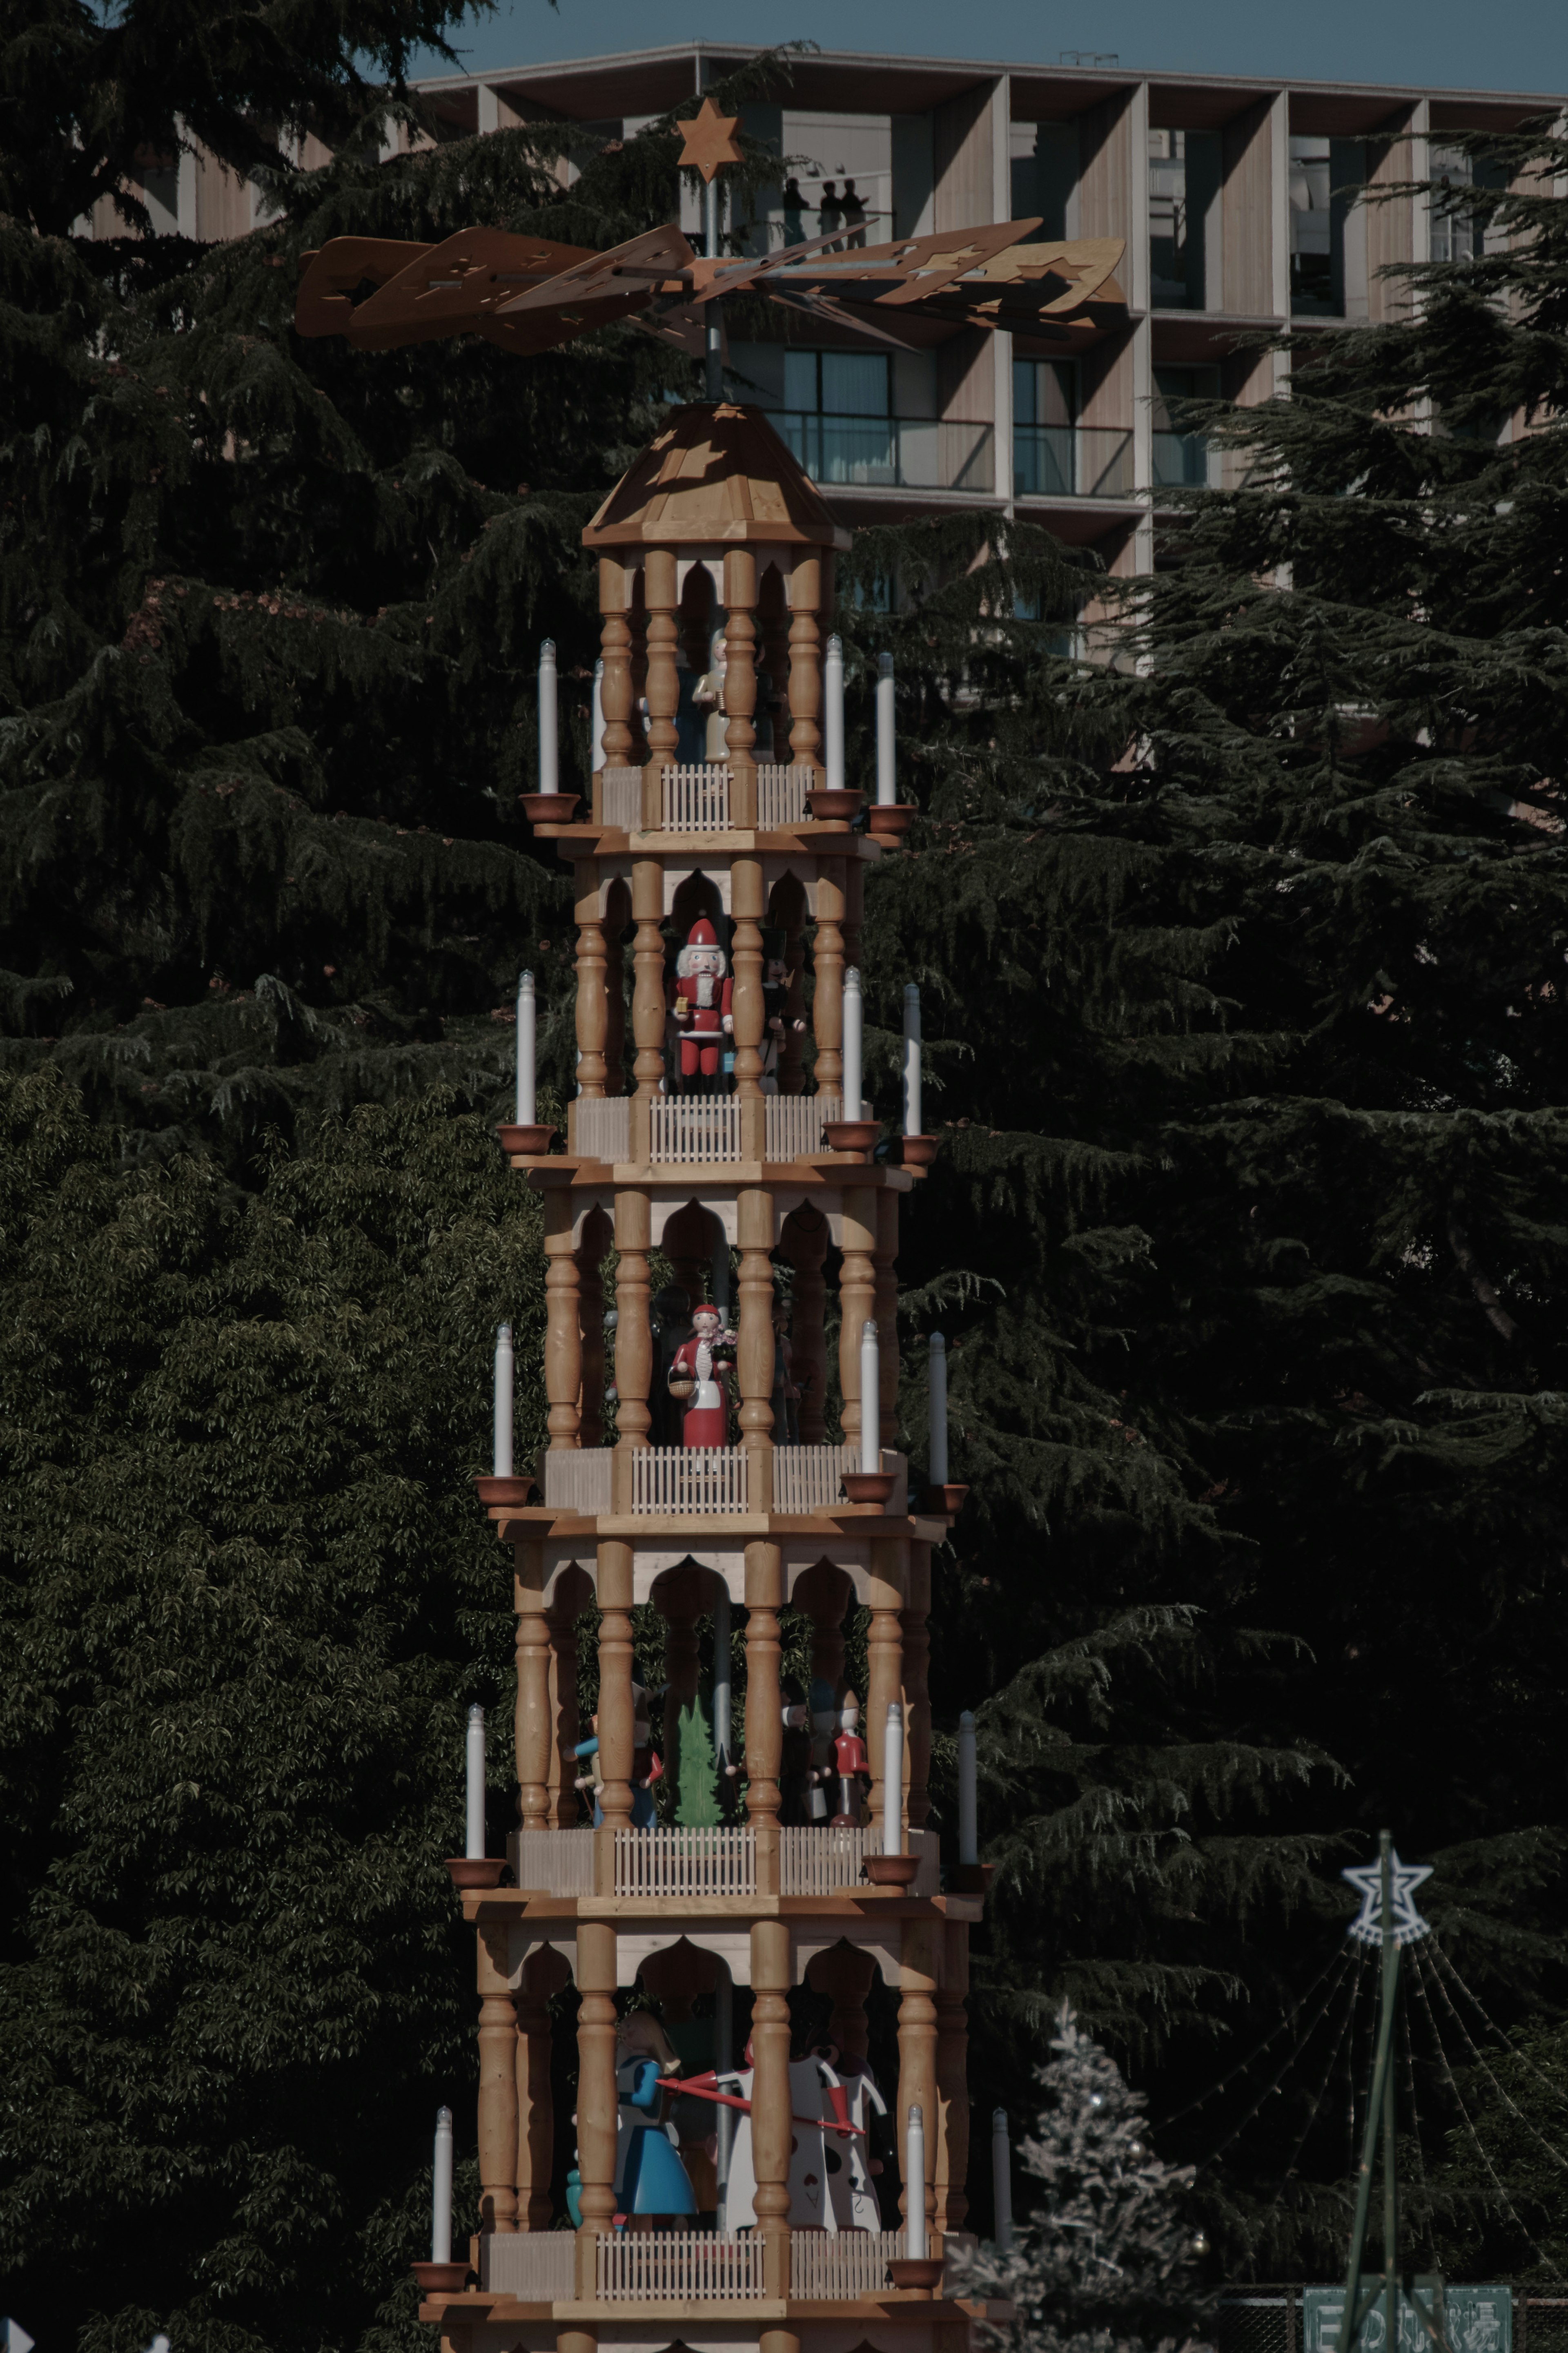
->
(673, 96, 744, 184)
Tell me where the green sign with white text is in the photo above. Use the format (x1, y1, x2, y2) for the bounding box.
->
(1303, 2287, 1511, 2353)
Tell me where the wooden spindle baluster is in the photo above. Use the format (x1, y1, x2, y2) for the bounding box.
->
(477, 1924, 520, 2232)
(544, 1193, 583, 1454)
(788, 553, 824, 777)
(897, 1918, 940, 2245)
(866, 1535, 905, 1831)
(599, 558, 634, 768)
(813, 861, 845, 1094)
(744, 1539, 783, 1894)
(837, 1183, 876, 1454)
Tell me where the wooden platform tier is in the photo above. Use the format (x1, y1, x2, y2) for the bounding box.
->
(419, 2280, 1013, 2342)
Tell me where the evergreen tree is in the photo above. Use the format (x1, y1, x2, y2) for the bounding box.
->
(671, 1693, 722, 1828)
(960, 2002, 1207, 2353)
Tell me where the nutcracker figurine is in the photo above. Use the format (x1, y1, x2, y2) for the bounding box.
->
(666, 1302, 737, 1448)
(830, 1688, 871, 1826)
(670, 915, 733, 1095)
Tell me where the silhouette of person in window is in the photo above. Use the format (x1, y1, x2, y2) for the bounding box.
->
(818, 181, 843, 250)
(783, 176, 805, 247)
(840, 178, 867, 248)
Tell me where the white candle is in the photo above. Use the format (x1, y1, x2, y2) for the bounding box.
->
(493, 1323, 514, 1478)
(883, 1698, 903, 1857)
(902, 982, 921, 1135)
(929, 1332, 948, 1488)
(538, 640, 558, 794)
(991, 2108, 1013, 2250)
(958, 1708, 978, 1865)
(876, 651, 896, 804)
(860, 1317, 880, 1477)
(591, 656, 605, 776)
(842, 965, 862, 1122)
(432, 2105, 455, 2262)
(516, 969, 535, 1125)
(824, 633, 845, 793)
(905, 2099, 927, 2258)
(465, 1702, 486, 1860)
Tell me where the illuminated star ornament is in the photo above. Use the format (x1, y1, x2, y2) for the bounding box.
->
(673, 96, 745, 183)
(1342, 1849, 1434, 1947)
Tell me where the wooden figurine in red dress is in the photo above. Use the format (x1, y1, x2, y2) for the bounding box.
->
(666, 1302, 737, 1448)
(671, 916, 733, 1094)
(831, 1688, 872, 1825)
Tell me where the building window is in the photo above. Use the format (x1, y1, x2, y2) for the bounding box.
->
(1010, 123, 1078, 241)
(783, 350, 891, 417)
(1148, 129, 1221, 311)
(1289, 136, 1361, 317)
(1430, 144, 1507, 264)
(1152, 365, 1219, 488)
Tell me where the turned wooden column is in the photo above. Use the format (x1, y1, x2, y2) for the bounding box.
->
(599, 557, 635, 768)
(866, 1535, 906, 1831)
(574, 1917, 619, 2291)
(477, 1921, 519, 2231)
(751, 1916, 793, 2298)
(575, 870, 608, 1098)
(544, 1192, 583, 1453)
(515, 1540, 552, 1832)
(577, 1210, 608, 1449)
(779, 1206, 829, 1443)
(658, 1563, 704, 1723)
(874, 1187, 900, 1450)
(737, 1186, 775, 1510)
(516, 1946, 568, 2230)
(808, 1940, 876, 2065)
(897, 1918, 941, 2246)
(724, 546, 758, 828)
(788, 553, 824, 777)
(744, 1538, 784, 1894)
(612, 1188, 651, 1509)
(838, 1182, 877, 1454)
(732, 853, 766, 1115)
(813, 861, 845, 1093)
(645, 546, 680, 771)
(935, 1920, 971, 2236)
(595, 1538, 635, 1857)
(904, 1539, 932, 1830)
(603, 880, 629, 1096)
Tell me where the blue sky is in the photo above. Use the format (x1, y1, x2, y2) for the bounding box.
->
(409, 0, 1567, 96)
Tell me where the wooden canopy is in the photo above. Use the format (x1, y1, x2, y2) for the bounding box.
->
(582, 402, 852, 552)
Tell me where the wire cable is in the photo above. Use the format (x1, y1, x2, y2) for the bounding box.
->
(1408, 1945, 1550, 2266)
(1426, 1940, 1568, 2117)
(1154, 1941, 1353, 2132)
(1196, 1949, 1358, 2171)
(1265, 1942, 1369, 2205)
(1420, 1944, 1568, 2180)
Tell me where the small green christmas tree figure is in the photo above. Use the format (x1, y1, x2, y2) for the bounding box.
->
(670, 1694, 722, 1827)
(960, 2003, 1207, 2353)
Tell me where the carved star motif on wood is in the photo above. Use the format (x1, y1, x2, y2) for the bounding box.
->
(674, 97, 744, 184)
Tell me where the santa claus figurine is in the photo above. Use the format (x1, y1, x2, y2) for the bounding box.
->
(666, 1301, 736, 1449)
(670, 915, 733, 1095)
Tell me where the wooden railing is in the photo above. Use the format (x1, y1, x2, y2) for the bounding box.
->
(574, 1096, 630, 1162)
(649, 1096, 742, 1162)
(772, 1443, 857, 1513)
(598, 2229, 765, 2300)
(780, 1824, 940, 1898)
(477, 2228, 578, 2297)
(614, 1826, 755, 1896)
(764, 1092, 839, 1158)
(662, 763, 732, 831)
(791, 2229, 907, 2299)
(509, 1827, 596, 1893)
(630, 1446, 748, 1514)
(601, 765, 644, 829)
(542, 1447, 614, 1513)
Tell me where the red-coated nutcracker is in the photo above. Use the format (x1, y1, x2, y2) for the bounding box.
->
(831, 1687, 872, 1826)
(670, 916, 733, 1093)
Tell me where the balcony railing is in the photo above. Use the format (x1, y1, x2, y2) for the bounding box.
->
(1152, 430, 1212, 488)
(569, 1095, 843, 1167)
(600, 762, 815, 832)
(540, 1445, 904, 1516)
(1013, 424, 1136, 499)
(778, 410, 994, 494)
(477, 2226, 937, 2304)
(507, 1822, 939, 1898)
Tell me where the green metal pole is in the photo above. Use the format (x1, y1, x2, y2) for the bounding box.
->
(1381, 1832, 1400, 2353)
(1340, 1830, 1402, 2353)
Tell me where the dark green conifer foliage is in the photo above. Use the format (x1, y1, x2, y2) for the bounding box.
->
(0, 1065, 546, 2349)
(836, 130, 1568, 2271)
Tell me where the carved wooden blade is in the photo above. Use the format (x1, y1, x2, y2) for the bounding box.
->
(493, 223, 697, 316)
(342, 227, 599, 349)
(751, 218, 1042, 307)
(294, 239, 433, 338)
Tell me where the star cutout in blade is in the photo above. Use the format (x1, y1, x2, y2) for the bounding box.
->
(674, 97, 744, 184)
(1342, 1849, 1434, 1946)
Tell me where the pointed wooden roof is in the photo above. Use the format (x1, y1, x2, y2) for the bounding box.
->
(582, 402, 851, 552)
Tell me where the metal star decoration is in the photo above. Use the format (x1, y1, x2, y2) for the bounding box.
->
(1342, 1849, 1434, 1946)
(673, 97, 744, 184)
